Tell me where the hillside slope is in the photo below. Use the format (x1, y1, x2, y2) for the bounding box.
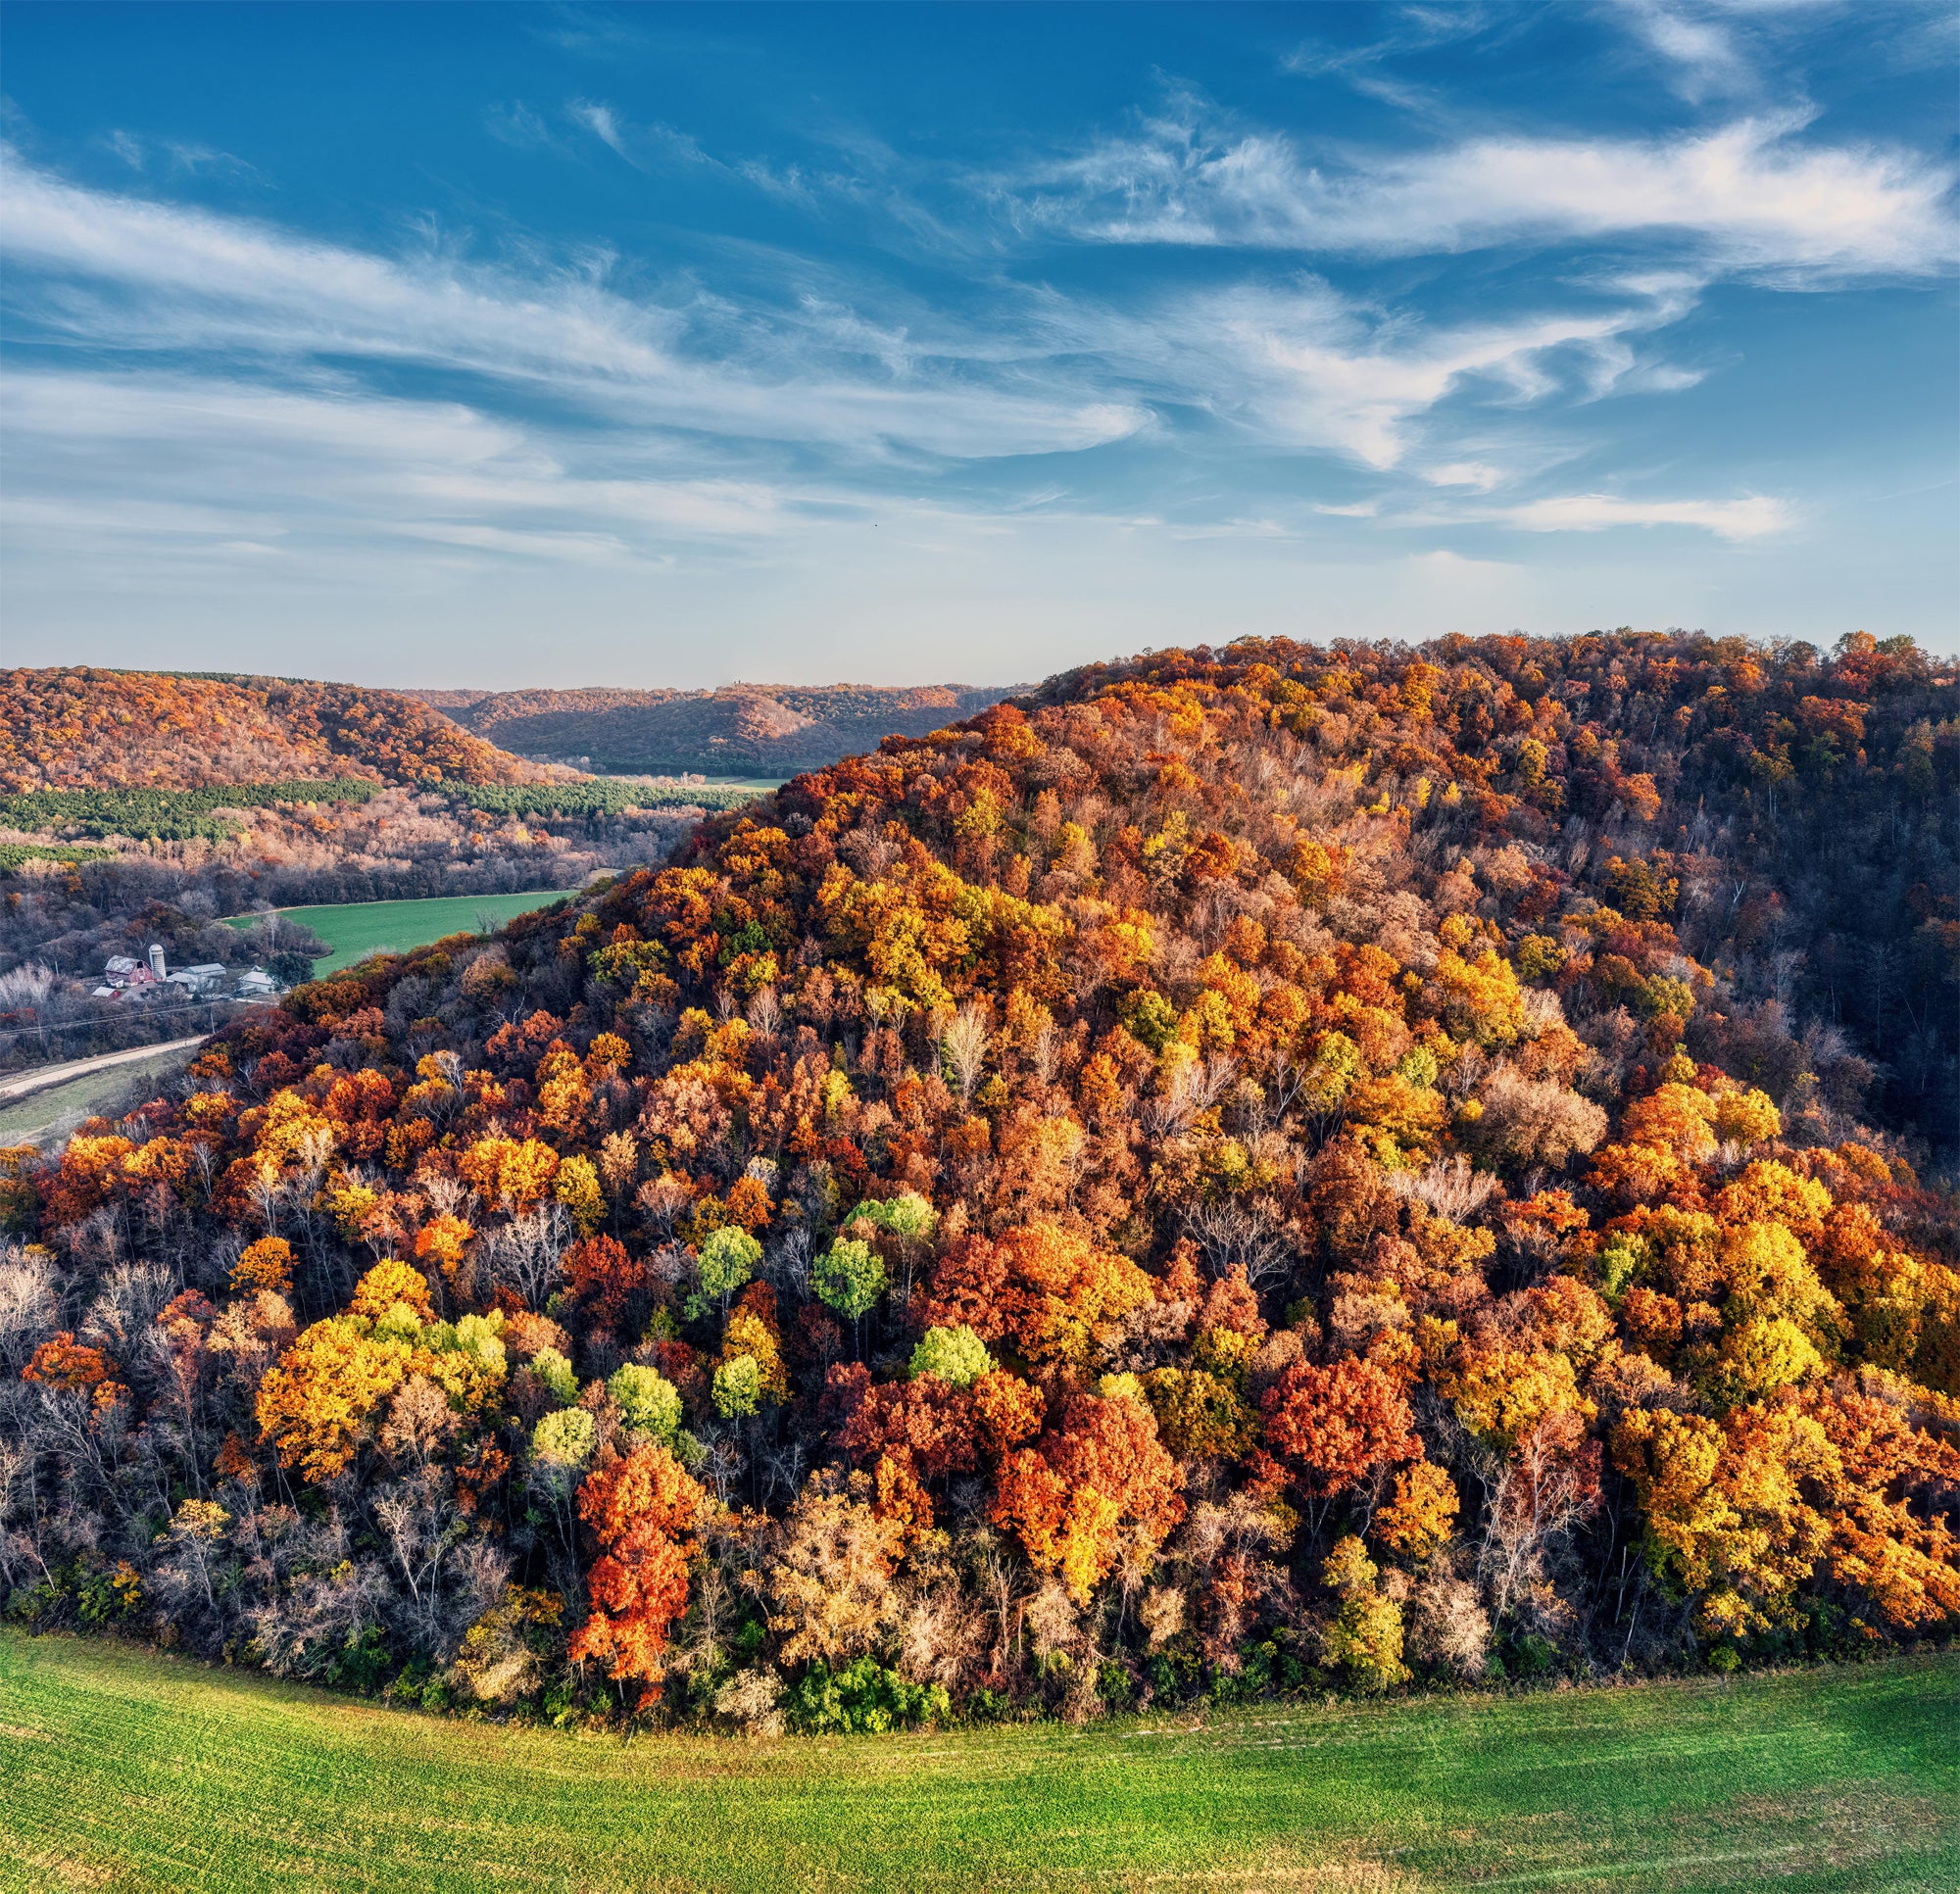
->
(6, 630, 1957, 1738)
(410, 682, 1014, 775)
(0, 670, 554, 792)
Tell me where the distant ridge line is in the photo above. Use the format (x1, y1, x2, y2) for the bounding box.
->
(404, 680, 1027, 777)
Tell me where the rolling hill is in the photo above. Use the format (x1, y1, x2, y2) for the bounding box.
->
(0, 669, 556, 793)
(408, 681, 1016, 776)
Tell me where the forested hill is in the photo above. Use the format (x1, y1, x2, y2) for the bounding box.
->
(1022, 630, 1960, 1153)
(0, 669, 557, 793)
(6, 628, 1958, 1735)
(408, 682, 1014, 775)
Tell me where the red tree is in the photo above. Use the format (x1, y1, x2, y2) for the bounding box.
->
(991, 1392, 1184, 1601)
(839, 1375, 978, 1482)
(1258, 1358, 1420, 1535)
(564, 1234, 648, 1331)
(569, 1443, 707, 1695)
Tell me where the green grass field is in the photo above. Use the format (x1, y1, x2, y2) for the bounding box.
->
(226, 890, 581, 976)
(2, 1634, 1952, 1893)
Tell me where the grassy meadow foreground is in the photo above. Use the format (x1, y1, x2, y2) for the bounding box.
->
(3, 1634, 1954, 1894)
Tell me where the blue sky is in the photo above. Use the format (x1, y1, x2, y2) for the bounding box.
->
(2, 1, 1955, 687)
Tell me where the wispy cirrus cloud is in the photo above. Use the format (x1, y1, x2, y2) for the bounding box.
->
(566, 98, 642, 168)
(1599, 1, 1944, 106)
(554, 97, 835, 205)
(1002, 104, 1958, 280)
(0, 147, 1146, 461)
(1158, 486, 1792, 543)
(1612, 0, 1760, 101)
(5, 365, 799, 572)
(526, 5, 657, 61)
(1048, 269, 1708, 475)
(101, 127, 262, 181)
(1280, 3, 1520, 110)
(483, 101, 568, 156)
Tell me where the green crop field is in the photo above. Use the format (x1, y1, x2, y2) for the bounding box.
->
(2, 1635, 1952, 1893)
(225, 890, 582, 976)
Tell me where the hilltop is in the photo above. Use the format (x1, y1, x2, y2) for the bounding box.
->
(409, 682, 1014, 776)
(0, 669, 555, 794)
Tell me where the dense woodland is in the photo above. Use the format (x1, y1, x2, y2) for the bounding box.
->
(3, 632, 1957, 1734)
(413, 683, 1012, 777)
(0, 670, 552, 794)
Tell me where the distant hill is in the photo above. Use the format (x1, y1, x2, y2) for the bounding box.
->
(406, 682, 1018, 777)
(0, 669, 554, 793)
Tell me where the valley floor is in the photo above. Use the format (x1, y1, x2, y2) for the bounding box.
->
(2, 1632, 1953, 1892)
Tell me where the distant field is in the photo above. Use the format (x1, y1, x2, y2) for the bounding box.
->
(2, 1634, 1952, 1893)
(226, 890, 580, 975)
(447, 779, 765, 817)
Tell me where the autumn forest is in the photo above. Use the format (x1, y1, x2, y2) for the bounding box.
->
(3, 631, 1957, 1734)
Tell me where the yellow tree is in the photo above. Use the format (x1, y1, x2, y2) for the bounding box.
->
(256, 1319, 414, 1481)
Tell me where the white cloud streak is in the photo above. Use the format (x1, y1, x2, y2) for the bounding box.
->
(484, 101, 567, 155)
(1064, 270, 1706, 471)
(566, 98, 642, 168)
(3, 367, 800, 567)
(1008, 107, 1957, 280)
(0, 147, 1147, 461)
(1615, 1, 1756, 100)
(1495, 491, 1793, 537)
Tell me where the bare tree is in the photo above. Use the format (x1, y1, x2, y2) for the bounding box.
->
(479, 1204, 569, 1308)
(1386, 1154, 1501, 1221)
(1183, 1197, 1290, 1287)
(1474, 1414, 1602, 1626)
(940, 1003, 990, 1107)
(1144, 1053, 1236, 1140)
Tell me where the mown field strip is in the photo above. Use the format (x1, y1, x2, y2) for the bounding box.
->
(2, 1634, 1954, 1892)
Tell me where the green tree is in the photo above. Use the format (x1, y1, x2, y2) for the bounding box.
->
(532, 1407, 597, 1472)
(851, 1191, 938, 1241)
(530, 1347, 578, 1407)
(908, 1325, 995, 1388)
(815, 1238, 886, 1321)
(698, 1226, 762, 1316)
(1321, 1535, 1410, 1692)
(609, 1363, 682, 1441)
(713, 1354, 762, 1420)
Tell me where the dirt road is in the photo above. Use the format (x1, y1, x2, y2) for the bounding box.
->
(0, 1037, 208, 1105)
